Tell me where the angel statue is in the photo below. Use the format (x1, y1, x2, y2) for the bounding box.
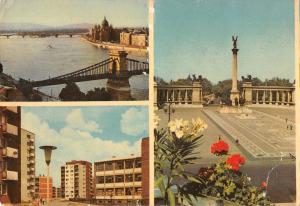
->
(232, 35, 238, 49)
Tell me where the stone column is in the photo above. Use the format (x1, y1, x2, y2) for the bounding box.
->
(256, 90, 259, 104)
(230, 44, 240, 106)
(270, 90, 273, 104)
(287, 91, 290, 105)
(166, 90, 169, 102)
(262, 90, 266, 104)
(276, 91, 279, 105)
(185, 90, 188, 104)
(282, 91, 286, 105)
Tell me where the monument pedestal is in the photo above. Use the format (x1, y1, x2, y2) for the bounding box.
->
(230, 90, 240, 106)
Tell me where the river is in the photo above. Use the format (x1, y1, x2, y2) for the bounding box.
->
(0, 36, 148, 100)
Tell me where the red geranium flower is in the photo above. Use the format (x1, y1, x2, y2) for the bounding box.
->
(211, 140, 229, 156)
(261, 181, 267, 188)
(226, 154, 245, 171)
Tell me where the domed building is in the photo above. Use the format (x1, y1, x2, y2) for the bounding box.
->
(90, 17, 114, 42)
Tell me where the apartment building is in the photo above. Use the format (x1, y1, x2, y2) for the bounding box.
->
(52, 187, 62, 198)
(34, 175, 53, 199)
(94, 137, 149, 205)
(61, 160, 93, 200)
(0, 106, 21, 204)
(21, 128, 36, 202)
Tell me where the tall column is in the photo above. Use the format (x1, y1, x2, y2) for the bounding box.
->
(166, 90, 169, 102)
(270, 90, 273, 104)
(287, 91, 290, 105)
(185, 90, 188, 104)
(276, 91, 279, 105)
(263, 90, 266, 104)
(230, 36, 240, 106)
(256, 90, 259, 104)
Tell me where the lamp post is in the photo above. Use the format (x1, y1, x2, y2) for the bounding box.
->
(39, 145, 57, 205)
(163, 100, 175, 122)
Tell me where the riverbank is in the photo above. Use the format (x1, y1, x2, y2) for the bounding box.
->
(81, 36, 148, 57)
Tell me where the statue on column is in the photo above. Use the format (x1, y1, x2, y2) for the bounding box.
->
(232, 36, 238, 49)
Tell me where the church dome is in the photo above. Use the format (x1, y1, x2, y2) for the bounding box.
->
(101, 17, 109, 27)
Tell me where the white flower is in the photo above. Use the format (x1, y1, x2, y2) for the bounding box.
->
(175, 130, 184, 139)
(191, 118, 208, 135)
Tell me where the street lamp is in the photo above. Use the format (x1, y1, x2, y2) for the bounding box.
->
(163, 99, 175, 122)
(39, 145, 57, 205)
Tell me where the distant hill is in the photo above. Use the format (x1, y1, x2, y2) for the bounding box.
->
(0, 22, 93, 33)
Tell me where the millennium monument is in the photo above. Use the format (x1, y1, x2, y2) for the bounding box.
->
(230, 36, 240, 106)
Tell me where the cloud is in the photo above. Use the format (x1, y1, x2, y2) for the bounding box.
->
(65, 108, 102, 133)
(21, 110, 141, 187)
(120, 107, 148, 136)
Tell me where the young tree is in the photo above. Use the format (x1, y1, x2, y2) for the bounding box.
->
(59, 82, 84, 101)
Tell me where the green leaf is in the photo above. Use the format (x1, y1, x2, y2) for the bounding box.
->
(167, 188, 176, 206)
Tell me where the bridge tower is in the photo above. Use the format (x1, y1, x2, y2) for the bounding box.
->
(106, 50, 132, 100)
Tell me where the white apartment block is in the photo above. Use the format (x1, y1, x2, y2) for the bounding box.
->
(61, 161, 92, 200)
(20, 128, 35, 202)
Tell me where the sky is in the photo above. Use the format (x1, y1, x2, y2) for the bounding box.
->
(155, 0, 295, 83)
(0, 0, 148, 27)
(21, 106, 148, 187)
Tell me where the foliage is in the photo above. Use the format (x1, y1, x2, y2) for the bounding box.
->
(85, 87, 111, 101)
(182, 140, 270, 206)
(155, 118, 207, 206)
(16, 78, 34, 98)
(59, 82, 85, 101)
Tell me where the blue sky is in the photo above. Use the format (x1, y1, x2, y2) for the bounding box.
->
(154, 0, 295, 83)
(21, 106, 148, 187)
(0, 0, 148, 27)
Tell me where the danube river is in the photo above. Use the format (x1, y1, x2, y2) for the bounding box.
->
(0, 36, 148, 100)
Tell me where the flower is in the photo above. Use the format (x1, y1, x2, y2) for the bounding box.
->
(191, 118, 208, 135)
(211, 140, 229, 156)
(261, 181, 267, 188)
(168, 119, 189, 139)
(226, 154, 245, 171)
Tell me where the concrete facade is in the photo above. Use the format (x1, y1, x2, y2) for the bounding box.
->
(35, 176, 53, 199)
(94, 137, 149, 205)
(61, 160, 93, 200)
(0, 107, 21, 204)
(20, 128, 36, 202)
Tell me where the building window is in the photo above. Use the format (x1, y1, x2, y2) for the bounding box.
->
(115, 161, 124, 170)
(135, 159, 142, 168)
(134, 174, 142, 182)
(125, 160, 133, 169)
(125, 174, 133, 182)
(105, 162, 113, 171)
(115, 188, 124, 196)
(95, 163, 105, 172)
(115, 175, 124, 183)
(96, 176, 104, 184)
(105, 176, 114, 183)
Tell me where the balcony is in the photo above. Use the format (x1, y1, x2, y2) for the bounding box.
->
(2, 147, 18, 158)
(2, 170, 18, 181)
(4, 107, 18, 113)
(28, 153, 35, 158)
(2, 123, 18, 136)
